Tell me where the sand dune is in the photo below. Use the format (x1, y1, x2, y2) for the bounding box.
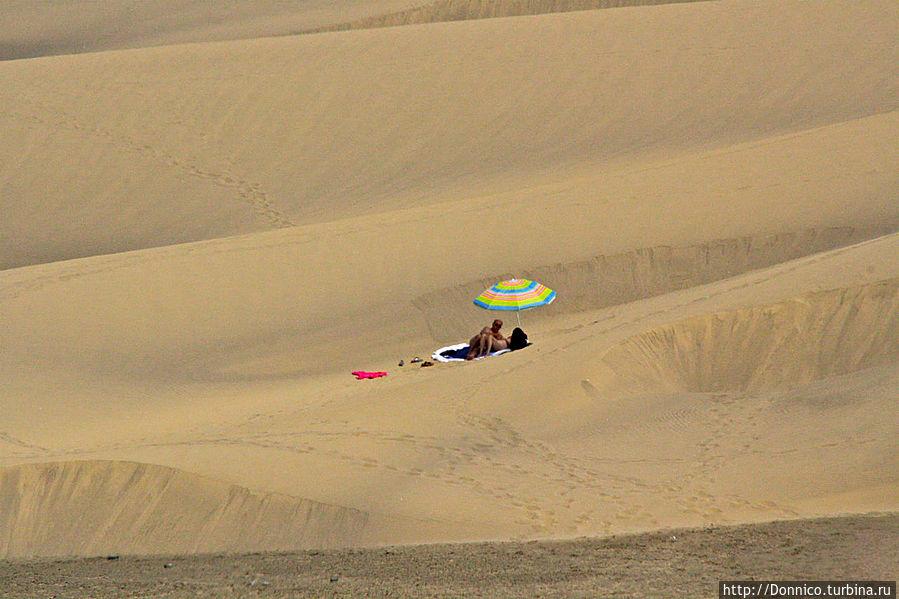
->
(0, 0, 897, 561)
(2, 234, 897, 553)
(2, 0, 896, 269)
(306, 0, 711, 33)
(0, 0, 714, 62)
(0, 460, 445, 559)
(601, 279, 899, 394)
(0, 1, 429, 61)
(414, 224, 896, 339)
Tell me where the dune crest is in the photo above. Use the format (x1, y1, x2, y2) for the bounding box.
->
(0, 1, 431, 61)
(413, 224, 896, 340)
(0, 460, 421, 559)
(307, 0, 711, 33)
(600, 279, 899, 395)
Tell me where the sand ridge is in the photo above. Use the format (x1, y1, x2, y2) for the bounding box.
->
(0, 461, 469, 559)
(305, 0, 713, 34)
(0, 0, 717, 62)
(0, 1, 432, 61)
(600, 278, 899, 395)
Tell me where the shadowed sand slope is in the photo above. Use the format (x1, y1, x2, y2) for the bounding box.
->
(0, 0, 712, 61)
(306, 0, 712, 33)
(0, 461, 438, 559)
(1, 0, 897, 268)
(413, 224, 897, 341)
(0, 1, 429, 61)
(600, 279, 899, 394)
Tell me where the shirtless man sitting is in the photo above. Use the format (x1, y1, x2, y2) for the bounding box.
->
(466, 319, 509, 360)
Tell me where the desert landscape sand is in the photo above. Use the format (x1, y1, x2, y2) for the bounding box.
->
(1, 0, 897, 595)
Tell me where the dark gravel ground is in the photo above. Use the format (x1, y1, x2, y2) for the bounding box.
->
(1, 513, 896, 598)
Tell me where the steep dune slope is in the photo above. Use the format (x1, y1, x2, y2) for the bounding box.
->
(413, 223, 897, 340)
(599, 279, 899, 394)
(307, 0, 711, 33)
(0, 460, 435, 558)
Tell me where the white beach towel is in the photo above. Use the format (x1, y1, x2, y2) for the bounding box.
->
(431, 343, 511, 362)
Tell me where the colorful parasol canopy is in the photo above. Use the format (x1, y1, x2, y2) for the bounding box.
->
(473, 279, 555, 325)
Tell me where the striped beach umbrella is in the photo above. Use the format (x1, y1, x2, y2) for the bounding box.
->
(473, 278, 556, 326)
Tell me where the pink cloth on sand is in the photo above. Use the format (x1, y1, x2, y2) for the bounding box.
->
(352, 371, 388, 379)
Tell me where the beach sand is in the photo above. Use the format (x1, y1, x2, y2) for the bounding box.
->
(0, 0, 897, 594)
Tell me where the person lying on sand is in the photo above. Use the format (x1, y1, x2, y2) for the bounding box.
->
(466, 319, 509, 360)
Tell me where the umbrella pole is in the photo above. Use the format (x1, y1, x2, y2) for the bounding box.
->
(516, 310, 521, 328)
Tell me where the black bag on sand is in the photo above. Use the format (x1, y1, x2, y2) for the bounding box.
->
(509, 327, 528, 351)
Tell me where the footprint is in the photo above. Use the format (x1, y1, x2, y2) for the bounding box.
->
(581, 379, 600, 398)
